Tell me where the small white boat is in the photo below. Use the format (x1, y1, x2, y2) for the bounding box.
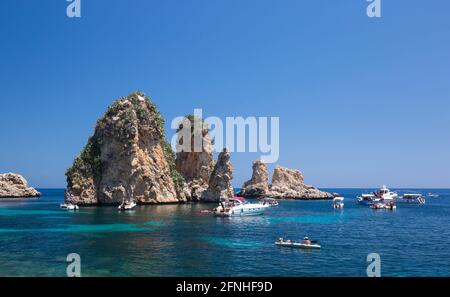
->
(376, 185, 398, 201)
(60, 203, 79, 210)
(398, 194, 426, 204)
(214, 197, 269, 217)
(332, 197, 344, 209)
(357, 194, 382, 205)
(118, 200, 137, 211)
(428, 193, 439, 198)
(260, 198, 279, 207)
(275, 237, 321, 249)
(370, 201, 396, 210)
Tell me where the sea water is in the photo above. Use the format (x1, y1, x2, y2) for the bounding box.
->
(0, 188, 449, 276)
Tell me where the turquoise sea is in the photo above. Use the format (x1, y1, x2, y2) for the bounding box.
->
(0, 189, 449, 276)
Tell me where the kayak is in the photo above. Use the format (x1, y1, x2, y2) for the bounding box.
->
(275, 241, 321, 249)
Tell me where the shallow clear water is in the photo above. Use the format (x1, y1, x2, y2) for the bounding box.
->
(0, 188, 449, 276)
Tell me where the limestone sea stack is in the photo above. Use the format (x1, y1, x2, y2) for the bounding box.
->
(237, 160, 269, 198)
(268, 166, 333, 199)
(65, 92, 187, 205)
(238, 162, 333, 200)
(175, 115, 215, 201)
(203, 149, 234, 202)
(0, 173, 41, 198)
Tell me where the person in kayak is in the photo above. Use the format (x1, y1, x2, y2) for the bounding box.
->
(301, 236, 311, 245)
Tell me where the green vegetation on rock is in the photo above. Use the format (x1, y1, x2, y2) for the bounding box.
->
(162, 139, 185, 190)
(66, 91, 185, 192)
(66, 136, 101, 187)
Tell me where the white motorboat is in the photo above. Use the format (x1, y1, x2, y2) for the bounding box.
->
(60, 203, 79, 210)
(428, 193, 439, 198)
(375, 185, 398, 201)
(214, 197, 269, 217)
(357, 185, 398, 205)
(118, 200, 137, 211)
(370, 201, 397, 210)
(332, 197, 344, 209)
(275, 238, 321, 249)
(357, 194, 383, 205)
(398, 194, 426, 204)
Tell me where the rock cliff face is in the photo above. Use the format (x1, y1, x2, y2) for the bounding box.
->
(238, 163, 333, 199)
(268, 166, 333, 199)
(65, 92, 186, 205)
(0, 173, 41, 198)
(175, 116, 215, 201)
(203, 149, 234, 202)
(237, 160, 269, 198)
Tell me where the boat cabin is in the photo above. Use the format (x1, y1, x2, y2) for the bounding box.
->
(332, 197, 344, 208)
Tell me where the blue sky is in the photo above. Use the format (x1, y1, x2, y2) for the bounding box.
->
(1, 0, 449, 188)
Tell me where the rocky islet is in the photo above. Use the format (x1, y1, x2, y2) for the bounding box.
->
(0, 173, 41, 198)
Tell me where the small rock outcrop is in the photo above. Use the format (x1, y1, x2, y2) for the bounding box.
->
(175, 115, 215, 201)
(203, 149, 234, 202)
(65, 92, 186, 205)
(237, 160, 269, 198)
(268, 166, 333, 199)
(238, 163, 333, 200)
(0, 173, 41, 198)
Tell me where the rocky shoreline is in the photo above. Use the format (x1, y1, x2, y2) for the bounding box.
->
(0, 173, 41, 198)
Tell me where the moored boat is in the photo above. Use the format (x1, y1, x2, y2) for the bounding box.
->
(357, 185, 398, 205)
(375, 185, 398, 201)
(118, 200, 137, 211)
(60, 203, 79, 210)
(370, 201, 396, 210)
(357, 194, 382, 205)
(275, 237, 321, 249)
(398, 193, 426, 204)
(214, 197, 269, 217)
(332, 197, 344, 209)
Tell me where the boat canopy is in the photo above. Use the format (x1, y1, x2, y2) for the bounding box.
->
(361, 193, 376, 198)
(403, 194, 422, 198)
(333, 197, 344, 202)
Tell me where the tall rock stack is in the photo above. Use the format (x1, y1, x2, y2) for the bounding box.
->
(203, 149, 234, 202)
(237, 160, 269, 198)
(175, 116, 215, 201)
(65, 92, 186, 205)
